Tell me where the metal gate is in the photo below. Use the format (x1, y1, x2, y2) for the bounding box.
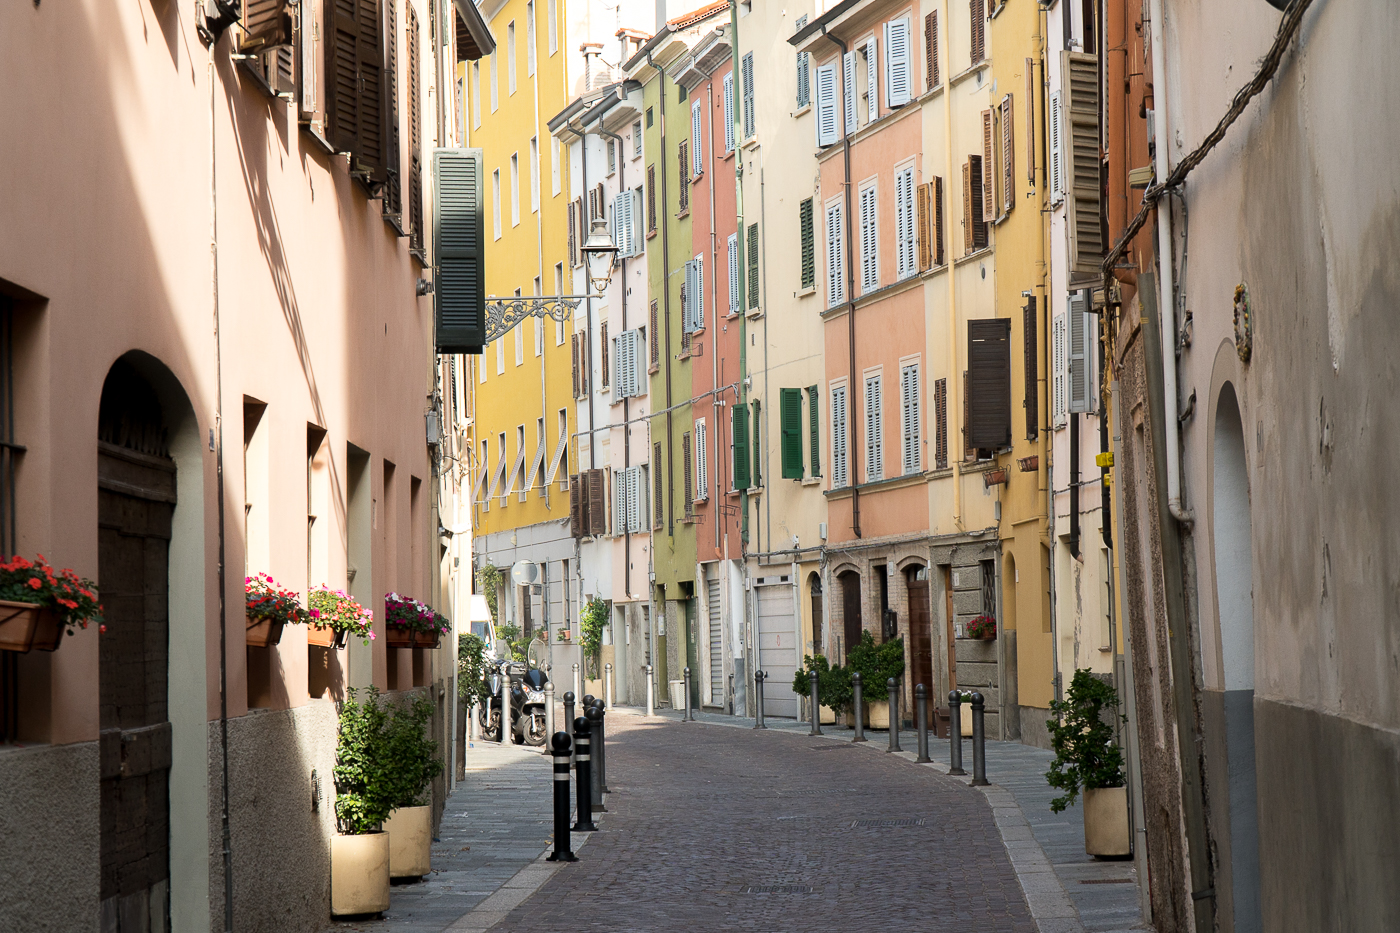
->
(755, 578, 798, 718)
(707, 573, 723, 705)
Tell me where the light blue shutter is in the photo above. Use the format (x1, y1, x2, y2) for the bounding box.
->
(901, 363, 921, 474)
(694, 254, 704, 329)
(692, 100, 704, 176)
(723, 73, 735, 152)
(741, 53, 755, 138)
(831, 385, 848, 488)
(865, 374, 882, 481)
(860, 185, 878, 292)
(843, 52, 857, 135)
(728, 233, 740, 313)
(815, 63, 838, 146)
(826, 202, 844, 306)
(885, 17, 911, 107)
(866, 38, 878, 124)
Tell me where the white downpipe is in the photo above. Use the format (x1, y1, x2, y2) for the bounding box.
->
(1148, 0, 1193, 526)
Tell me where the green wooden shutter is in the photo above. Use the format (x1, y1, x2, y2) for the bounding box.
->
(751, 399, 762, 487)
(747, 222, 759, 309)
(808, 385, 821, 476)
(732, 404, 750, 490)
(799, 199, 815, 290)
(780, 388, 803, 479)
(433, 148, 486, 352)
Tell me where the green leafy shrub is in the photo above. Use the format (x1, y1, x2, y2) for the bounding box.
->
(496, 621, 528, 661)
(457, 632, 489, 707)
(383, 695, 442, 809)
(1045, 669, 1125, 813)
(792, 655, 854, 714)
(847, 631, 905, 702)
(334, 687, 394, 834)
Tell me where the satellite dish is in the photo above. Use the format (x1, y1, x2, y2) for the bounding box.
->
(510, 560, 539, 588)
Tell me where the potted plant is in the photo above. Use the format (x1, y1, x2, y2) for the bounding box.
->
(967, 614, 997, 640)
(332, 687, 394, 916)
(1046, 669, 1130, 857)
(308, 587, 375, 649)
(244, 573, 307, 648)
(846, 632, 905, 729)
(791, 655, 848, 724)
(0, 554, 103, 652)
(382, 695, 443, 880)
(384, 592, 448, 649)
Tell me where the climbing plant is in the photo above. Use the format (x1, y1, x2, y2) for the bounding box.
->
(475, 562, 501, 626)
(580, 597, 608, 677)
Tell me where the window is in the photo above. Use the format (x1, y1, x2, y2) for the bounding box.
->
(691, 101, 704, 175)
(526, 2, 536, 75)
(607, 139, 617, 175)
(472, 62, 481, 127)
(496, 331, 505, 374)
(825, 200, 844, 306)
(799, 198, 815, 290)
(859, 184, 878, 293)
(885, 17, 912, 107)
(492, 168, 502, 239)
(807, 385, 821, 476)
(510, 153, 520, 226)
(477, 439, 490, 501)
(507, 21, 517, 93)
(646, 107, 653, 128)
(514, 319, 524, 368)
(924, 11, 939, 89)
(864, 373, 883, 481)
(963, 156, 987, 251)
(863, 38, 877, 125)
(695, 419, 709, 500)
(747, 223, 759, 310)
(551, 136, 561, 194)
(682, 432, 693, 518)
(780, 388, 803, 479)
(895, 165, 917, 279)
(512, 424, 527, 500)
(732, 404, 750, 489)
(795, 15, 810, 107)
(970, 0, 986, 66)
(831, 384, 848, 488)
(683, 256, 704, 332)
(555, 264, 566, 344)
(600, 322, 610, 389)
(723, 73, 735, 152)
(968, 318, 1012, 449)
(815, 63, 838, 146)
(677, 82, 687, 103)
(900, 362, 921, 474)
(490, 50, 499, 111)
(646, 164, 657, 233)
(633, 120, 642, 156)
(530, 137, 540, 213)
(547, 408, 569, 487)
(534, 279, 544, 356)
(612, 328, 644, 400)
(741, 52, 755, 138)
(677, 142, 690, 212)
(613, 466, 649, 533)
(727, 234, 740, 312)
(843, 51, 857, 135)
(531, 416, 547, 493)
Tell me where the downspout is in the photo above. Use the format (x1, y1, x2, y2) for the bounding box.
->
(820, 25, 860, 539)
(646, 50, 675, 537)
(1147, 0, 1191, 527)
(208, 58, 234, 933)
(1068, 406, 1080, 559)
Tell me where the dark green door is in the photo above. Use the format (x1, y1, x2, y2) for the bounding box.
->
(685, 599, 700, 709)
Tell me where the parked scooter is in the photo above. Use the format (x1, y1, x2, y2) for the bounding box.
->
(478, 652, 549, 746)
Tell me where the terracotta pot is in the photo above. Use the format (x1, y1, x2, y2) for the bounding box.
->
(330, 832, 391, 916)
(386, 626, 413, 649)
(0, 600, 64, 653)
(245, 613, 284, 648)
(384, 806, 432, 879)
(412, 630, 442, 650)
(1083, 786, 1131, 857)
(307, 623, 344, 648)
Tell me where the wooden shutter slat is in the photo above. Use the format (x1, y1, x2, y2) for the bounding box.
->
(969, 155, 987, 249)
(241, 0, 291, 51)
(1024, 296, 1039, 441)
(970, 0, 985, 66)
(917, 183, 931, 271)
(780, 388, 803, 479)
(933, 176, 945, 266)
(1001, 95, 1015, 215)
(934, 377, 948, 469)
(808, 386, 821, 477)
(800, 199, 815, 290)
(962, 161, 973, 253)
(747, 223, 759, 310)
(649, 299, 659, 367)
(1063, 50, 1104, 278)
(683, 433, 693, 516)
(751, 400, 762, 487)
(408, 6, 424, 250)
(646, 164, 657, 233)
(924, 11, 939, 89)
(601, 322, 610, 389)
(383, 0, 400, 216)
(355, 0, 385, 181)
(653, 443, 664, 529)
(570, 474, 582, 535)
(982, 109, 995, 222)
(967, 318, 1012, 450)
(587, 468, 605, 534)
(1026, 61, 1037, 184)
(732, 405, 750, 490)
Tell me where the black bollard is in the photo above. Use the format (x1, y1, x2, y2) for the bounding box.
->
(808, 667, 823, 736)
(563, 691, 576, 764)
(683, 667, 694, 721)
(753, 670, 767, 728)
(887, 678, 903, 752)
(948, 691, 966, 775)
(572, 716, 598, 831)
(547, 731, 578, 861)
(590, 697, 609, 794)
(970, 692, 989, 786)
(915, 684, 931, 762)
(851, 672, 866, 742)
(585, 704, 606, 811)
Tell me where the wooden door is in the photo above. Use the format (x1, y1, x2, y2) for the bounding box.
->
(906, 566, 933, 726)
(840, 571, 862, 662)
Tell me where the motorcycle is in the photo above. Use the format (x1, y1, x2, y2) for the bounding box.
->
(478, 653, 549, 746)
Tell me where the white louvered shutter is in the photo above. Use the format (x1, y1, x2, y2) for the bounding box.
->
(815, 64, 838, 146)
(728, 234, 740, 312)
(832, 385, 848, 488)
(1052, 312, 1067, 427)
(694, 254, 704, 329)
(631, 329, 643, 397)
(865, 374, 882, 481)
(692, 101, 704, 176)
(723, 73, 735, 152)
(901, 363, 921, 474)
(866, 39, 878, 124)
(895, 167, 916, 279)
(742, 53, 755, 138)
(797, 51, 810, 107)
(843, 52, 858, 135)
(1069, 291, 1093, 413)
(682, 261, 696, 331)
(860, 186, 878, 292)
(629, 467, 641, 531)
(696, 421, 709, 499)
(885, 17, 911, 107)
(826, 202, 844, 306)
(1049, 90, 1064, 204)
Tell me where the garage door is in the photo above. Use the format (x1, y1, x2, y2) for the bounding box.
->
(756, 579, 798, 719)
(707, 574, 724, 706)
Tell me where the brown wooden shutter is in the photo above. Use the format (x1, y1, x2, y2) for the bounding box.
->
(924, 11, 938, 89)
(587, 468, 605, 533)
(1001, 95, 1014, 215)
(383, 0, 401, 220)
(578, 332, 589, 395)
(596, 182, 606, 219)
(678, 143, 690, 212)
(567, 203, 577, 266)
(917, 184, 931, 271)
(240, 0, 290, 52)
(969, 156, 987, 249)
(1023, 296, 1039, 441)
(933, 176, 945, 266)
(653, 443, 664, 529)
(1063, 50, 1104, 280)
(683, 432, 693, 517)
(587, 187, 598, 222)
(571, 333, 580, 397)
(601, 322, 610, 388)
(934, 377, 948, 469)
(647, 164, 657, 232)
(408, 5, 424, 250)
(649, 299, 659, 366)
(569, 474, 582, 535)
(962, 370, 974, 460)
(961, 161, 973, 253)
(982, 109, 995, 222)
(967, 318, 1012, 450)
(327, 0, 360, 153)
(970, 0, 985, 65)
(356, 0, 385, 182)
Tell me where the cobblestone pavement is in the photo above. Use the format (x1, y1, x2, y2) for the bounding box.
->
(484, 712, 1040, 933)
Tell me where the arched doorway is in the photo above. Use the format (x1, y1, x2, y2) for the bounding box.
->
(838, 570, 862, 663)
(98, 359, 174, 931)
(904, 564, 932, 726)
(1213, 382, 1260, 932)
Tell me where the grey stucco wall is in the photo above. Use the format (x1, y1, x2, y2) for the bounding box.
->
(0, 741, 100, 932)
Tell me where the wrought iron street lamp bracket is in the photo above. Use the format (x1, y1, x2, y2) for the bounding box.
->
(483, 295, 593, 345)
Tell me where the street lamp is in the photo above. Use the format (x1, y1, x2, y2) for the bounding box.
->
(580, 218, 620, 295)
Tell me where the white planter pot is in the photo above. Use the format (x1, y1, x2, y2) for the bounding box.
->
(1083, 786, 1131, 857)
(384, 806, 432, 879)
(331, 832, 391, 916)
(866, 700, 890, 730)
(960, 703, 974, 737)
(819, 704, 836, 724)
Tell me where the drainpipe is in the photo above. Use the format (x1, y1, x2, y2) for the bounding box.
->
(1147, 0, 1191, 528)
(1068, 408, 1080, 559)
(820, 25, 860, 539)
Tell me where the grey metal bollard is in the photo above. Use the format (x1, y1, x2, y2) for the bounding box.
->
(809, 668, 822, 736)
(585, 704, 605, 811)
(915, 684, 931, 763)
(546, 731, 578, 861)
(887, 678, 903, 753)
(563, 691, 576, 740)
(572, 716, 597, 831)
(645, 664, 655, 716)
(502, 669, 513, 744)
(590, 697, 609, 794)
(753, 670, 767, 729)
(605, 663, 614, 709)
(852, 673, 866, 742)
(970, 692, 989, 786)
(573, 662, 581, 706)
(543, 681, 556, 756)
(948, 691, 967, 775)
(683, 667, 694, 721)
